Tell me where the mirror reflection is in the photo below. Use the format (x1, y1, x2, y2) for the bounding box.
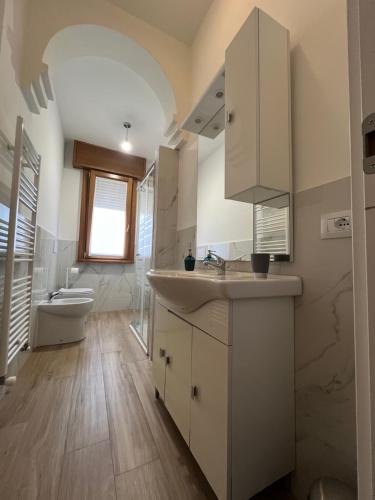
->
(197, 132, 253, 261)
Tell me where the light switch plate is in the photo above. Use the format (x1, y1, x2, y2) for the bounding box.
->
(321, 210, 352, 239)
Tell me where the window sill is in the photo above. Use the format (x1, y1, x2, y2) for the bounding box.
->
(77, 257, 134, 264)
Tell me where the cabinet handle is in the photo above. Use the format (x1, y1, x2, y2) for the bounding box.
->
(191, 385, 199, 400)
(226, 110, 233, 124)
(159, 348, 165, 358)
(165, 356, 171, 365)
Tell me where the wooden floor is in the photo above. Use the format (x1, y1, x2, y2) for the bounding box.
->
(0, 311, 294, 500)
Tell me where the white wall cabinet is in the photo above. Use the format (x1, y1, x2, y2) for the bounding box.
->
(153, 296, 295, 500)
(225, 8, 291, 205)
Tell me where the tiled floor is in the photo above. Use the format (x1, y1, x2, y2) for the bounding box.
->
(0, 310, 295, 499)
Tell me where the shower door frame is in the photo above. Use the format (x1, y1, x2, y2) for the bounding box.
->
(130, 163, 156, 354)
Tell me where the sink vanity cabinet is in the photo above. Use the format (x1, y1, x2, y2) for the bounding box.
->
(154, 304, 193, 443)
(153, 294, 296, 500)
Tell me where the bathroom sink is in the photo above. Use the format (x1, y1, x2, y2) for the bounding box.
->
(147, 269, 302, 313)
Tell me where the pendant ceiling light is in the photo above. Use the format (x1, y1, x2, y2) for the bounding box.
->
(121, 122, 132, 153)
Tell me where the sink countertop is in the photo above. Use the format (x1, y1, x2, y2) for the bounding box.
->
(147, 269, 302, 313)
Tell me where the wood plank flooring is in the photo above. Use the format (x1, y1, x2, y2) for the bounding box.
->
(0, 310, 294, 500)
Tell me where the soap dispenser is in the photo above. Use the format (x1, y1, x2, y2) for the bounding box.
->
(184, 248, 196, 271)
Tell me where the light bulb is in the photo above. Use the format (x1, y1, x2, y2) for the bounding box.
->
(121, 140, 132, 153)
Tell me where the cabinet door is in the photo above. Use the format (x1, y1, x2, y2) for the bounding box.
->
(152, 302, 169, 400)
(225, 8, 258, 202)
(190, 327, 229, 500)
(225, 8, 291, 204)
(164, 313, 192, 444)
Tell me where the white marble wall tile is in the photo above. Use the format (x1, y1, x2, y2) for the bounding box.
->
(29, 226, 58, 347)
(270, 177, 356, 499)
(175, 225, 197, 269)
(197, 239, 253, 262)
(57, 240, 135, 313)
(153, 147, 179, 269)
(32, 226, 57, 302)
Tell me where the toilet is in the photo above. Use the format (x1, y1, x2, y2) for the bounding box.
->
(58, 287, 95, 299)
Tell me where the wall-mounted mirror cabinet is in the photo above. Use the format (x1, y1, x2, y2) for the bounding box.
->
(182, 7, 292, 261)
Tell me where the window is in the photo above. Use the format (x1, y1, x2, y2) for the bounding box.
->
(78, 170, 136, 263)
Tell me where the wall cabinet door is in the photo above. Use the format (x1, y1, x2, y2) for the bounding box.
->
(190, 327, 229, 500)
(164, 312, 192, 444)
(225, 7, 291, 205)
(152, 302, 169, 400)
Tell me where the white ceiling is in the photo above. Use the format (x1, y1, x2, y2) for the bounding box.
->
(53, 56, 167, 160)
(110, 0, 213, 44)
(45, 25, 176, 126)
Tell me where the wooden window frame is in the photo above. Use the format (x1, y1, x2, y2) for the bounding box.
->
(78, 169, 137, 264)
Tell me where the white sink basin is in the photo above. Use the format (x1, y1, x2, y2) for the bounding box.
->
(147, 269, 302, 313)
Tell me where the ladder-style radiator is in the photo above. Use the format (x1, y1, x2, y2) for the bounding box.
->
(0, 116, 41, 381)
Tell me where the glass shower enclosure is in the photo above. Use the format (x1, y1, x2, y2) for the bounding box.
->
(130, 164, 155, 353)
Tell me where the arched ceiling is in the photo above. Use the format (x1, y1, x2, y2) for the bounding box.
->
(44, 25, 177, 160)
(53, 56, 167, 160)
(44, 25, 176, 126)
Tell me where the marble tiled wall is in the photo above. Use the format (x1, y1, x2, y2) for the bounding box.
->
(271, 176, 356, 499)
(175, 225, 197, 270)
(32, 226, 58, 302)
(57, 240, 135, 313)
(153, 147, 179, 270)
(29, 225, 58, 347)
(197, 239, 253, 262)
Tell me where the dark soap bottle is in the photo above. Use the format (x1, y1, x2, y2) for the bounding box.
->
(184, 248, 196, 271)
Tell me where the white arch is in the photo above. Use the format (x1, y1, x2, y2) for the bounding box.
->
(43, 24, 177, 126)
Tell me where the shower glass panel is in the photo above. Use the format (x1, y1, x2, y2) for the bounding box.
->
(131, 166, 155, 352)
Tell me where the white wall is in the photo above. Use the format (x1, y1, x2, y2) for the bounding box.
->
(197, 137, 252, 246)
(0, 0, 64, 237)
(58, 141, 82, 241)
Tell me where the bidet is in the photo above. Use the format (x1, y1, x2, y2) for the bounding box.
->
(36, 298, 94, 346)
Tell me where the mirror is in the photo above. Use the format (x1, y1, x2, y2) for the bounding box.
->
(197, 132, 253, 261)
(196, 131, 293, 262)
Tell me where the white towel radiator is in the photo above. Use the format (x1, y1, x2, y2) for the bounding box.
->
(0, 116, 41, 381)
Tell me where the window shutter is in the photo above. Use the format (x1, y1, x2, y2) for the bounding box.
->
(93, 177, 127, 211)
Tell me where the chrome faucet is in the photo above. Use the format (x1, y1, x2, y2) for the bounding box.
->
(48, 291, 61, 303)
(203, 250, 226, 275)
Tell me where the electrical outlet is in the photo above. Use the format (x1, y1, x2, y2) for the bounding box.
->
(321, 210, 352, 239)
